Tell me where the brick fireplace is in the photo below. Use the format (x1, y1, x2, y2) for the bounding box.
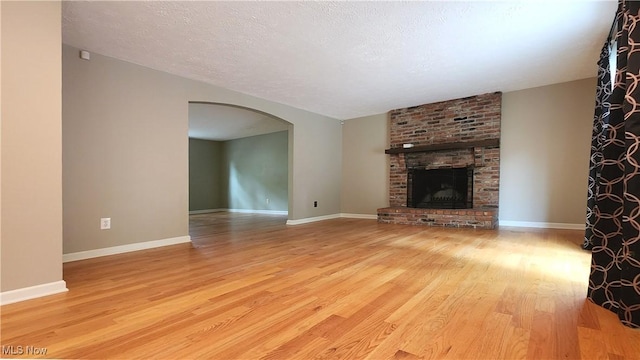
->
(377, 92, 501, 229)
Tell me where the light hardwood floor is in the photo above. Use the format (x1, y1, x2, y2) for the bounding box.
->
(1, 212, 639, 359)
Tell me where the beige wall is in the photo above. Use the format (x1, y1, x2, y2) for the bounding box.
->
(1, 2, 63, 291)
(1, 1, 3, 288)
(340, 79, 596, 225)
(63, 45, 189, 253)
(63, 44, 342, 254)
(341, 114, 389, 214)
(500, 78, 596, 224)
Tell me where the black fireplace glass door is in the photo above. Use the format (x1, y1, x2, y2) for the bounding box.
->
(409, 168, 471, 209)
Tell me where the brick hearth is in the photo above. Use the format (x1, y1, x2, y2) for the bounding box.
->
(377, 207, 498, 228)
(378, 92, 501, 229)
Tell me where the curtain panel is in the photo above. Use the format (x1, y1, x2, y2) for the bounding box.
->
(585, 0, 640, 329)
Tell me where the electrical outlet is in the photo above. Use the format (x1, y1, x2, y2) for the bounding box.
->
(266, 198, 270, 204)
(100, 217, 111, 230)
(314, 201, 318, 208)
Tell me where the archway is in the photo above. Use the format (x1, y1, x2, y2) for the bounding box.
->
(187, 102, 293, 235)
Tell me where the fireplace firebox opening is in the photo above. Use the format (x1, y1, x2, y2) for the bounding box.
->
(408, 167, 473, 209)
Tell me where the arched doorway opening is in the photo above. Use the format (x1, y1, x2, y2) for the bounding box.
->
(187, 102, 293, 239)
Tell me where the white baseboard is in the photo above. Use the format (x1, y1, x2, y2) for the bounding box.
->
(0, 280, 68, 306)
(340, 213, 378, 220)
(498, 220, 585, 230)
(189, 208, 226, 214)
(63, 235, 192, 263)
(228, 209, 288, 215)
(189, 208, 288, 215)
(286, 214, 341, 225)
(287, 214, 583, 229)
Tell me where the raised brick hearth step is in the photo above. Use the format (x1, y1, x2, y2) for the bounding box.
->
(377, 207, 498, 229)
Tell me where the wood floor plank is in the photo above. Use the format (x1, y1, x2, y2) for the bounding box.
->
(1, 213, 639, 359)
(498, 325, 530, 360)
(578, 326, 611, 360)
(526, 310, 558, 359)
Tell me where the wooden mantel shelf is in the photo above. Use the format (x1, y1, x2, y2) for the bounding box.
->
(384, 139, 499, 154)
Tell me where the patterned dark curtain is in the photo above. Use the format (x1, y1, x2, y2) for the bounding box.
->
(584, 0, 640, 329)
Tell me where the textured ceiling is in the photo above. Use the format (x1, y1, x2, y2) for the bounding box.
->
(62, 1, 616, 120)
(189, 103, 289, 141)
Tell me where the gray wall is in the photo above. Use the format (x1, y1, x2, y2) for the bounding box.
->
(63, 44, 341, 254)
(189, 138, 225, 211)
(189, 131, 288, 212)
(1, 2, 64, 292)
(222, 131, 288, 211)
(340, 78, 597, 226)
